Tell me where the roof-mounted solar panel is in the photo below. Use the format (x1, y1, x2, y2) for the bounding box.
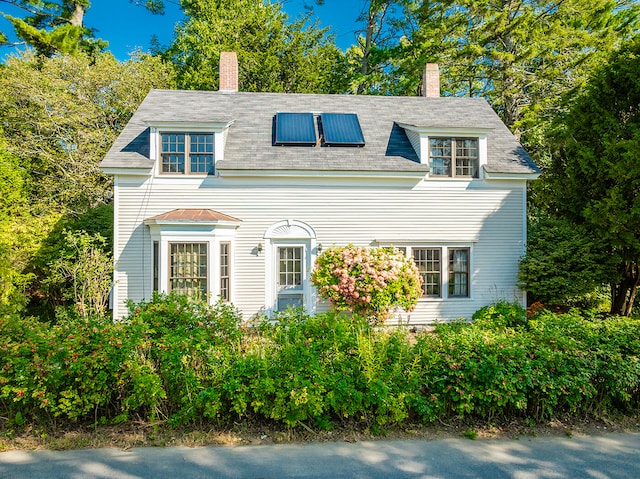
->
(321, 113, 365, 146)
(275, 112, 317, 145)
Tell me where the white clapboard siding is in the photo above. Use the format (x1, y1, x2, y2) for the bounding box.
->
(112, 174, 526, 325)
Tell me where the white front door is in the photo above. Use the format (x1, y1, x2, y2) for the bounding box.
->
(263, 219, 317, 315)
(276, 245, 305, 310)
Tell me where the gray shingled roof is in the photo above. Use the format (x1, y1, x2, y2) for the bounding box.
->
(100, 89, 539, 175)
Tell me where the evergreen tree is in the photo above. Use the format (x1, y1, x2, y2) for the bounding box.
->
(166, 0, 348, 93)
(0, 0, 165, 56)
(540, 36, 640, 315)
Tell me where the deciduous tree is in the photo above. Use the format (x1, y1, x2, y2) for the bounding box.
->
(0, 50, 175, 214)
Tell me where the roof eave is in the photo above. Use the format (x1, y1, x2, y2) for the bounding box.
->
(101, 166, 152, 176)
(144, 119, 235, 130)
(217, 168, 427, 180)
(397, 123, 495, 135)
(144, 219, 242, 228)
(484, 171, 540, 180)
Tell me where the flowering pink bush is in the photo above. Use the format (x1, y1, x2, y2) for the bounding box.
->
(311, 245, 422, 324)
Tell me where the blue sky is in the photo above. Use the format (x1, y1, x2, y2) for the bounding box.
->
(1, 0, 364, 61)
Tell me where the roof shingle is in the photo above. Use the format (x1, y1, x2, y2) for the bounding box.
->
(101, 90, 539, 175)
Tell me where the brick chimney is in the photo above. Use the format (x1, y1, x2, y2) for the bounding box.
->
(219, 51, 238, 92)
(422, 63, 440, 97)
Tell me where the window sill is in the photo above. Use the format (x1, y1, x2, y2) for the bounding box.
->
(418, 296, 474, 302)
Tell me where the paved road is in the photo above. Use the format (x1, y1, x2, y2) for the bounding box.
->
(0, 433, 639, 478)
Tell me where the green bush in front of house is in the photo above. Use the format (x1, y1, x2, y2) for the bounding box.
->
(0, 297, 639, 431)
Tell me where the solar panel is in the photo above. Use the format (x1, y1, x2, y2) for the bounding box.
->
(275, 112, 316, 145)
(321, 113, 365, 146)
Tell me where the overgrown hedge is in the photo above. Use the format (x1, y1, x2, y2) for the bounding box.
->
(1, 296, 639, 430)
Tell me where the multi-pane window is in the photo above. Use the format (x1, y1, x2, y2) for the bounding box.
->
(220, 242, 230, 302)
(391, 245, 470, 299)
(153, 241, 159, 292)
(448, 248, 470, 297)
(277, 246, 304, 310)
(161, 133, 214, 175)
(169, 242, 208, 298)
(412, 248, 441, 297)
(429, 138, 478, 178)
(278, 247, 303, 287)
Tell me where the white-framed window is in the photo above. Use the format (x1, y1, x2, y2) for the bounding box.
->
(150, 237, 235, 303)
(145, 119, 233, 178)
(412, 247, 442, 297)
(219, 241, 231, 302)
(429, 137, 479, 178)
(396, 124, 490, 179)
(448, 247, 470, 298)
(160, 132, 214, 175)
(391, 245, 472, 299)
(169, 242, 208, 298)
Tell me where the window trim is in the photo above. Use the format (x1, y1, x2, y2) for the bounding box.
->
(168, 241, 209, 298)
(159, 132, 215, 176)
(386, 244, 473, 300)
(428, 137, 479, 178)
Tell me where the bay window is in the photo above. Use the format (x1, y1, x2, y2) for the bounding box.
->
(145, 209, 241, 304)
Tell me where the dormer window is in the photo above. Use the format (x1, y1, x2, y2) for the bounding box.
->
(161, 133, 214, 175)
(397, 123, 490, 180)
(429, 137, 478, 178)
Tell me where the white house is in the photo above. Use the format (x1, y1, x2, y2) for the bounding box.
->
(100, 52, 539, 325)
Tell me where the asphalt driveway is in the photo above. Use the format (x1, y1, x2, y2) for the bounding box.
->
(1, 432, 638, 478)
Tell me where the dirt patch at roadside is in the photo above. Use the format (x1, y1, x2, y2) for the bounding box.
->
(2, 414, 639, 452)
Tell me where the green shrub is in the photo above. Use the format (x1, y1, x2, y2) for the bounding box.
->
(125, 293, 243, 424)
(227, 310, 416, 428)
(412, 323, 532, 422)
(230, 310, 367, 427)
(1, 300, 639, 431)
(0, 312, 140, 423)
(472, 301, 528, 329)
